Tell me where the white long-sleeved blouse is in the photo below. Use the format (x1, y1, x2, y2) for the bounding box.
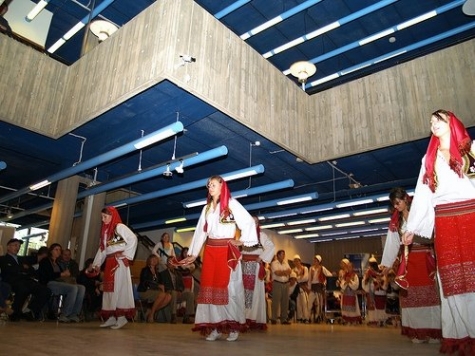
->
(406, 143, 475, 238)
(188, 198, 257, 257)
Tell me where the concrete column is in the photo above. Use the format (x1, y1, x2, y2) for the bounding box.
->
(77, 192, 106, 268)
(48, 175, 80, 248)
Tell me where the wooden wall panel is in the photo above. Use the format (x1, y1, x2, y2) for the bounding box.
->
(0, 37, 67, 135)
(166, 0, 309, 159)
(314, 236, 384, 274)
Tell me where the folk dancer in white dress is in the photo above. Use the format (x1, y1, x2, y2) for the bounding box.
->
(178, 175, 257, 342)
(90, 206, 138, 330)
(337, 258, 361, 324)
(241, 217, 275, 330)
(402, 110, 475, 354)
(362, 255, 388, 327)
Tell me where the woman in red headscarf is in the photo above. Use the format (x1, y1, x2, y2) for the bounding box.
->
(381, 187, 441, 343)
(402, 110, 475, 354)
(90, 206, 138, 329)
(179, 175, 257, 342)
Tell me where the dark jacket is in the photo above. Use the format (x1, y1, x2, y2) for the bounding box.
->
(58, 259, 80, 278)
(37, 258, 63, 285)
(137, 266, 160, 292)
(289, 283, 300, 301)
(0, 254, 37, 285)
(158, 268, 185, 293)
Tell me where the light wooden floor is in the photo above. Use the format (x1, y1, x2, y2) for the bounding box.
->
(0, 319, 440, 356)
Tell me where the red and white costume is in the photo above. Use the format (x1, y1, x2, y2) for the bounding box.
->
(338, 264, 361, 324)
(241, 228, 274, 330)
(93, 207, 138, 320)
(307, 260, 332, 321)
(188, 195, 257, 334)
(406, 112, 475, 354)
(382, 220, 441, 341)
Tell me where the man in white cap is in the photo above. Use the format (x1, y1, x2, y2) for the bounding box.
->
(308, 255, 333, 322)
(292, 254, 310, 323)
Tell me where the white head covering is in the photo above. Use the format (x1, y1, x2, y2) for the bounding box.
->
(293, 254, 301, 261)
(315, 255, 322, 263)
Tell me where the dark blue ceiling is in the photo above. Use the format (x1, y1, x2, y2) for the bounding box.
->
(1, 0, 475, 242)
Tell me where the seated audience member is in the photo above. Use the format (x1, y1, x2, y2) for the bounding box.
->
(159, 257, 195, 324)
(77, 258, 103, 320)
(137, 254, 171, 323)
(0, 279, 13, 316)
(58, 248, 80, 283)
(31, 246, 49, 278)
(0, 238, 51, 321)
(38, 243, 85, 322)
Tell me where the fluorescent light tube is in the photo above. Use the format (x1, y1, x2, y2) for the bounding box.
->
(368, 217, 391, 224)
(26, 0, 48, 22)
(287, 219, 316, 226)
(165, 217, 186, 224)
(176, 227, 196, 233)
(184, 200, 207, 208)
(336, 198, 373, 208)
(353, 208, 388, 216)
(335, 221, 365, 228)
(134, 128, 180, 149)
(278, 228, 303, 234)
(260, 223, 285, 229)
(319, 213, 350, 222)
(29, 180, 51, 191)
(305, 225, 333, 231)
(295, 233, 320, 239)
(277, 193, 316, 206)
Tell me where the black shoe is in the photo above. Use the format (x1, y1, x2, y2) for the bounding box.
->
(21, 311, 37, 322)
(182, 316, 194, 324)
(271, 320, 277, 325)
(9, 313, 21, 322)
(282, 320, 291, 325)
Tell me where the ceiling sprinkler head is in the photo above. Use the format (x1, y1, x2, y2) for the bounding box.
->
(163, 165, 173, 177)
(175, 161, 184, 174)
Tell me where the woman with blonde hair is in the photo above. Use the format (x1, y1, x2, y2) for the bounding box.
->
(137, 254, 171, 322)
